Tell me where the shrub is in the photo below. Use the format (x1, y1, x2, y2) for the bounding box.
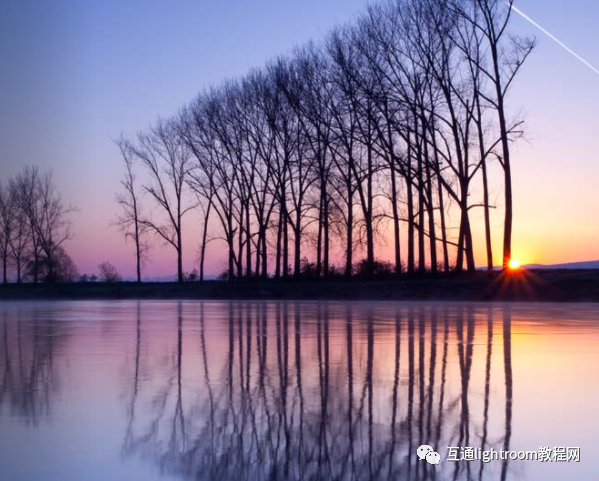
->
(326, 264, 345, 278)
(299, 258, 318, 278)
(353, 259, 394, 279)
(185, 269, 199, 282)
(98, 261, 121, 283)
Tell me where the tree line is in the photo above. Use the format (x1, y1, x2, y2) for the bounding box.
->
(117, 0, 534, 283)
(0, 166, 76, 284)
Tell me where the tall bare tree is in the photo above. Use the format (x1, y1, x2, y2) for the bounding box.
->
(118, 0, 533, 280)
(451, 0, 535, 269)
(128, 119, 195, 283)
(115, 138, 149, 283)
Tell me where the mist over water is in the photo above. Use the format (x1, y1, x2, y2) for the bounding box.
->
(0, 301, 597, 481)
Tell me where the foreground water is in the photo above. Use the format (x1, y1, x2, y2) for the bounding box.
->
(0, 301, 597, 481)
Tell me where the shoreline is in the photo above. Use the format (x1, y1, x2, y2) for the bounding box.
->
(1, 269, 598, 303)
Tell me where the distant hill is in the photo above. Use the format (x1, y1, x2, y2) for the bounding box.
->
(524, 260, 599, 270)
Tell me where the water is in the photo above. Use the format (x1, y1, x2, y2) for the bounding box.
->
(0, 301, 597, 481)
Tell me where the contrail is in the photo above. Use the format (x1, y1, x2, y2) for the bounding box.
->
(510, 2, 599, 76)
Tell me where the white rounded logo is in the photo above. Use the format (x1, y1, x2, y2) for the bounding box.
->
(426, 451, 441, 465)
(417, 445, 441, 465)
(416, 445, 434, 460)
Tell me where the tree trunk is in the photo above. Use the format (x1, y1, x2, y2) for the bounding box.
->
(323, 190, 330, 277)
(227, 208, 235, 281)
(32, 239, 39, 283)
(316, 193, 323, 277)
(390, 163, 401, 275)
(236, 213, 243, 280)
(489, 42, 513, 270)
(135, 221, 141, 283)
(366, 215, 374, 276)
(245, 201, 251, 278)
(455, 208, 466, 272)
(345, 175, 353, 278)
(501, 121, 513, 270)
(254, 232, 261, 278)
(293, 220, 301, 279)
(228, 234, 235, 281)
(261, 227, 268, 279)
(283, 209, 289, 279)
(176, 227, 183, 284)
(48, 251, 54, 283)
(366, 144, 374, 277)
(199, 201, 212, 282)
(437, 173, 449, 272)
(481, 152, 494, 271)
(463, 209, 476, 272)
(275, 208, 283, 279)
(476, 96, 494, 271)
(2, 251, 7, 284)
(407, 176, 415, 275)
(423, 126, 437, 274)
(417, 150, 426, 274)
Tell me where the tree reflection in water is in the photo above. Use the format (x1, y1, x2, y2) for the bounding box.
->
(0, 305, 68, 426)
(121, 302, 514, 481)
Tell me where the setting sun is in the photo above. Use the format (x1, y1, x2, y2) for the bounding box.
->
(508, 259, 521, 270)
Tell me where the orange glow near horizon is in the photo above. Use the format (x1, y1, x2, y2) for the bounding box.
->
(508, 259, 522, 270)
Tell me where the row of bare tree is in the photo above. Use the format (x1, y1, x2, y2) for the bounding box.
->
(117, 0, 535, 283)
(0, 167, 75, 283)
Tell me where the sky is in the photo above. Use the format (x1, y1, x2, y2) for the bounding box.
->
(0, 0, 597, 278)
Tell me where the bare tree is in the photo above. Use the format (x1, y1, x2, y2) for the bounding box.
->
(284, 46, 335, 277)
(13, 167, 42, 282)
(98, 261, 122, 283)
(15, 167, 74, 283)
(451, 0, 535, 269)
(116, 0, 533, 280)
(270, 60, 318, 278)
(188, 89, 245, 281)
(179, 101, 218, 282)
(0, 183, 13, 283)
(7, 179, 32, 283)
(128, 119, 195, 283)
(240, 71, 279, 279)
(115, 138, 149, 283)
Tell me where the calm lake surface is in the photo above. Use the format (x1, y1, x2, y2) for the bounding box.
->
(0, 300, 597, 481)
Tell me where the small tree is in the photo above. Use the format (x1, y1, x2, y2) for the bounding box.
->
(98, 261, 121, 283)
(185, 268, 199, 282)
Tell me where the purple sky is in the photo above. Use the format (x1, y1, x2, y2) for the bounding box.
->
(1, 0, 597, 278)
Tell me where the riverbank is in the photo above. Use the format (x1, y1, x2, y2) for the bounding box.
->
(1, 269, 598, 302)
